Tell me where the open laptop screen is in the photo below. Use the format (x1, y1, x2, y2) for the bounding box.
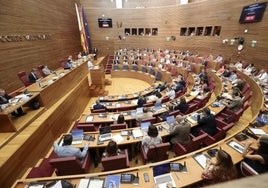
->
(136, 107, 143, 114)
(140, 121, 151, 131)
(166, 115, 175, 125)
(153, 163, 171, 177)
(99, 126, 111, 135)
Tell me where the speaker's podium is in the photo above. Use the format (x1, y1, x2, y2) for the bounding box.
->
(89, 65, 107, 96)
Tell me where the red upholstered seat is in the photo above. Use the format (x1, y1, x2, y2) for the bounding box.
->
(37, 65, 46, 78)
(140, 142, 170, 164)
(173, 132, 207, 156)
(110, 123, 128, 130)
(49, 152, 90, 176)
(101, 149, 130, 171)
(240, 161, 259, 177)
(18, 71, 31, 86)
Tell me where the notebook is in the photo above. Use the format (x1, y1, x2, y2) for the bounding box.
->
(140, 121, 151, 132)
(153, 163, 176, 188)
(71, 129, 84, 144)
(99, 126, 112, 142)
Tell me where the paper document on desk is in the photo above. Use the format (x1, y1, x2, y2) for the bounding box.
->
(113, 133, 124, 144)
(88, 178, 105, 188)
(132, 129, 143, 139)
(78, 178, 89, 188)
(249, 128, 267, 135)
(86, 115, 94, 122)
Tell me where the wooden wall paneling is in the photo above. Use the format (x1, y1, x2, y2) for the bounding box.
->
(81, 0, 267, 69)
(0, 0, 82, 93)
(0, 76, 90, 188)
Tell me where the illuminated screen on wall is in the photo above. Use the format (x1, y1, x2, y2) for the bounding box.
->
(239, 2, 267, 23)
(98, 18, 113, 28)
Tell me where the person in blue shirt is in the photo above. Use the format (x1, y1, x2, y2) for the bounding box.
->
(53, 134, 88, 162)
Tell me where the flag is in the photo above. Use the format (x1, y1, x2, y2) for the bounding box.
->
(75, 3, 92, 53)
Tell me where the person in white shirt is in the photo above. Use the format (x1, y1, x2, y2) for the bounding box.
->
(42, 65, 53, 76)
(87, 60, 93, 69)
(229, 70, 238, 82)
(234, 60, 243, 70)
(214, 54, 223, 63)
(255, 69, 268, 84)
(166, 86, 176, 100)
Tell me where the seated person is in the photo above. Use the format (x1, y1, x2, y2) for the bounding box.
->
(137, 94, 147, 107)
(234, 60, 243, 70)
(174, 97, 188, 114)
(142, 125, 162, 154)
(64, 57, 73, 69)
(217, 65, 226, 75)
(202, 150, 237, 185)
(192, 107, 217, 136)
(0, 88, 26, 116)
(114, 113, 126, 124)
(255, 69, 268, 84)
(42, 65, 53, 76)
(232, 79, 244, 92)
(229, 70, 238, 82)
(222, 91, 243, 112)
(242, 134, 268, 174)
(93, 100, 107, 110)
(244, 63, 256, 75)
(169, 115, 191, 146)
(166, 86, 176, 100)
(214, 54, 223, 63)
(197, 86, 210, 100)
(28, 68, 39, 83)
(102, 140, 121, 158)
(53, 134, 88, 162)
(222, 68, 231, 78)
(87, 59, 93, 70)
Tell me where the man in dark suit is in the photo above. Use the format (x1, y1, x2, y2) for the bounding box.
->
(93, 100, 107, 110)
(0, 88, 26, 116)
(28, 69, 39, 83)
(192, 107, 217, 136)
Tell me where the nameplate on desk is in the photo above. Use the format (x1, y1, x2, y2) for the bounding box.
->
(132, 129, 143, 139)
(86, 115, 94, 122)
(227, 140, 244, 154)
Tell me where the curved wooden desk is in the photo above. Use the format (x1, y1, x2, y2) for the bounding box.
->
(12, 58, 265, 188)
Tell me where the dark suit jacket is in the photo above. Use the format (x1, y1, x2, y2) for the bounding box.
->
(174, 103, 189, 114)
(0, 93, 11, 105)
(28, 72, 38, 83)
(93, 103, 106, 110)
(137, 97, 147, 107)
(197, 114, 217, 136)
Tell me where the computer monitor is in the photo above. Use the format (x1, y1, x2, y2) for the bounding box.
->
(140, 121, 151, 131)
(166, 115, 175, 125)
(99, 126, 111, 135)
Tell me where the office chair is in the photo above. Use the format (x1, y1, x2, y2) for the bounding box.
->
(140, 142, 170, 164)
(101, 149, 130, 171)
(18, 71, 31, 86)
(49, 152, 90, 176)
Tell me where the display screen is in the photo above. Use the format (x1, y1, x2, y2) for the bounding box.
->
(98, 18, 113, 28)
(239, 2, 267, 23)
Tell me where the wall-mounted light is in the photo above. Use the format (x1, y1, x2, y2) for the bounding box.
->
(251, 40, 257, 47)
(166, 37, 170, 41)
(105, 36, 109, 40)
(230, 39, 235, 45)
(222, 39, 228, 44)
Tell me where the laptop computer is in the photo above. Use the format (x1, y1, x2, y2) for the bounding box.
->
(99, 126, 112, 142)
(136, 107, 143, 114)
(140, 121, 151, 132)
(71, 129, 84, 144)
(162, 115, 175, 130)
(153, 163, 176, 188)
